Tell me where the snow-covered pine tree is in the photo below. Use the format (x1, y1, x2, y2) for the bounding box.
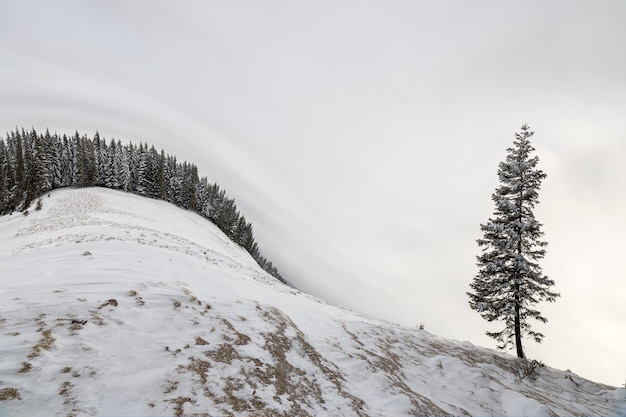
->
(23, 129, 43, 209)
(137, 143, 157, 198)
(3, 135, 17, 213)
(94, 132, 107, 186)
(468, 124, 559, 359)
(59, 135, 73, 187)
(71, 132, 86, 187)
(157, 149, 166, 199)
(83, 135, 98, 187)
(105, 139, 120, 190)
(0, 140, 8, 214)
(42, 129, 60, 190)
(115, 140, 130, 192)
(13, 130, 26, 211)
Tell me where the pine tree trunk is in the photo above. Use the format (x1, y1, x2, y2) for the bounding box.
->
(514, 291, 525, 359)
(515, 162, 525, 359)
(514, 233, 525, 358)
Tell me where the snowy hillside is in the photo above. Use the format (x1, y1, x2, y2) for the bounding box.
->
(0, 188, 623, 417)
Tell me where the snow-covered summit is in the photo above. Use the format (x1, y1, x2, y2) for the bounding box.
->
(0, 188, 624, 416)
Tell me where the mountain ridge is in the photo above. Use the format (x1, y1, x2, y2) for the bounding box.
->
(0, 128, 284, 282)
(0, 188, 623, 416)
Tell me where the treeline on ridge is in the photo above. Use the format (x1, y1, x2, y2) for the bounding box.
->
(0, 128, 285, 284)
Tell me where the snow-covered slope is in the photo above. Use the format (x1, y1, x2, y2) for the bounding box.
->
(1, 188, 624, 417)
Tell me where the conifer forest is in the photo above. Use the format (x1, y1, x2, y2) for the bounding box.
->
(0, 128, 284, 283)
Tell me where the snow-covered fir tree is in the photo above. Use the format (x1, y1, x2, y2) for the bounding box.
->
(468, 124, 559, 359)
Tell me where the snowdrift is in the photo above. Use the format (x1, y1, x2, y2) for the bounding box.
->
(0, 188, 623, 416)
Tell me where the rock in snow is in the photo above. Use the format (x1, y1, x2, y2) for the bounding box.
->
(0, 188, 624, 416)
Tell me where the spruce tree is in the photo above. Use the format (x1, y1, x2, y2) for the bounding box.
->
(0, 140, 8, 214)
(14, 130, 26, 210)
(23, 129, 41, 210)
(59, 135, 73, 187)
(468, 124, 559, 359)
(71, 132, 85, 187)
(105, 139, 120, 190)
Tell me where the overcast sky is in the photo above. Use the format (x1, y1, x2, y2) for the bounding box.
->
(2, 0, 625, 386)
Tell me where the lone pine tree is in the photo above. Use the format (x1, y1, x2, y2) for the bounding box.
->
(468, 124, 559, 359)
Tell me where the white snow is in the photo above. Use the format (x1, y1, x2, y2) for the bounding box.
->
(0, 187, 624, 416)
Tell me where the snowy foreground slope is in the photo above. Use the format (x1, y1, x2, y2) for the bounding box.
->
(0, 188, 623, 417)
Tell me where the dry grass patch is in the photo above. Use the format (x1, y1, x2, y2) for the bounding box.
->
(59, 381, 73, 397)
(98, 299, 118, 309)
(58, 380, 84, 417)
(68, 319, 87, 332)
(128, 290, 145, 305)
(0, 387, 21, 401)
(34, 313, 46, 330)
(204, 343, 241, 365)
(89, 311, 105, 326)
(27, 329, 55, 359)
(257, 305, 369, 416)
(165, 346, 182, 356)
(195, 336, 209, 345)
(169, 396, 193, 417)
(220, 318, 250, 346)
(18, 362, 32, 373)
(163, 379, 179, 394)
(186, 357, 211, 384)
